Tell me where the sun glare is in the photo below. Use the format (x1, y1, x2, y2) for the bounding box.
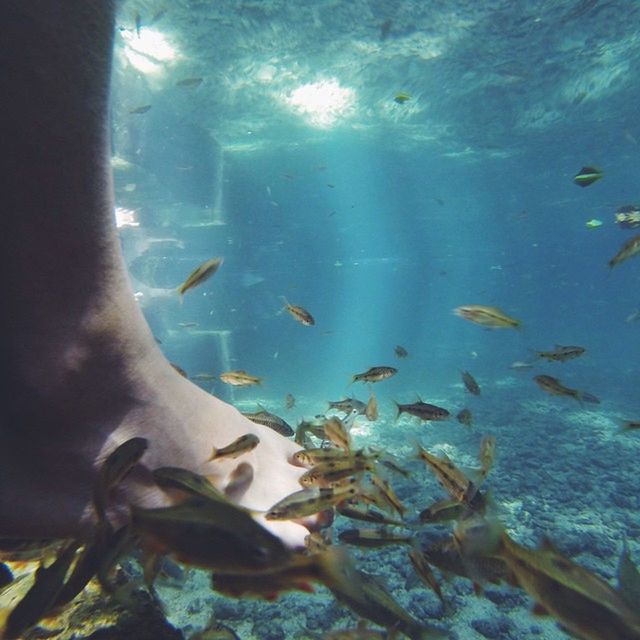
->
(285, 79, 356, 128)
(121, 28, 179, 75)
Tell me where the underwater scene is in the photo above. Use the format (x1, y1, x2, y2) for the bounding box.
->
(5, 1, 640, 639)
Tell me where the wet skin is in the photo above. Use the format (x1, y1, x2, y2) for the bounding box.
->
(0, 1, 310, 548)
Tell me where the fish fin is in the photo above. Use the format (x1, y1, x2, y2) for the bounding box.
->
(578, 391, 600, 404)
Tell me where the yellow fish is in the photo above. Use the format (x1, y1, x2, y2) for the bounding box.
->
(177, 257, 223, 296)
(454, 305, 521, 329)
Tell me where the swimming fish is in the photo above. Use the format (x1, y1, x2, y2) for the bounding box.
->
(456, 408, 473, 427)
(533, 374, 600, 404)
(265, 483, 359, 520)
(241, 407, 293, 436)
(461, 371, 480, 395)
(323, 416, 352, 451)
(219, 370, 261, 386)
(177, 257, 223, 296)
(586, 218, 603, 229)
(609, 235, 640, 269)
(417, 446, 479, 505)
(93, 437, 149, 529)
(352, 366, 397, 384)
(129, 104, 151, 114)
(394, 400, 450, 422)
(285, 393, 296, 409)
(336, 501, 405, 527)
(176, 77, 203, 87)
(299, 456, 375, 488)
(454, 305, 521, 329)
(365, 393, 378, 421)
(131, 497, 290, 573)
(533, 345, 586, 362)
(152, 466, 228, 503)
(394, 345, 409, 358)
(573, 166, 603, 187)
(408, 549, 446, 606)
(497, 533, 640, 640)
(394, 93, 411, 104)
(208, 434, 259, 461)
(328, 398, 367, 414)
(419, 497, 467, 524)
(478, 436, 496, 476)
(338, 528, 414, 548)
(280, 297, 315, 326)
(1, 541, 79, 640)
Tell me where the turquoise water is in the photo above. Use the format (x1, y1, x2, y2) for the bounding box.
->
(112, 2, 640, 638)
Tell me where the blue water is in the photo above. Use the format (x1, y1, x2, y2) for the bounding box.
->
(111, 1, 640, 638)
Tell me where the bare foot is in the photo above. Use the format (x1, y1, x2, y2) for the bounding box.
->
(0, 1, 309, 550)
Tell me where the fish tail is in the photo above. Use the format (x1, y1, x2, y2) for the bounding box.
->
(207, 447, 218, 461)
(393, 400, 401, 422)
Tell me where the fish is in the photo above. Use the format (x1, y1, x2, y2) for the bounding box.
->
(352, 366, 397, 384)
(191, 373, 216, 381)
(336, 501, 405, 527)
(134, 12, 142, 37)
(618, 420, 640, 433)
(178, 321, 199, 328)
(365, 393, 378, 421)
(421, 537, 509, 587)
(1, 542, 79, 640)
(129, 105, 151, 114)
(394, 345, 408, 358)
(177, 257, 223, 296)
(338, 528, 414, 548)
(394, 93, 411, 104)
(208, 434, 260, 461)
(280, 297, 315, 326)
(456, 408, 473, 427)
(461, 371, 480, 395)
(295, 417, 328, 445)
(586, 218, 603, 229)
(573, 165, 603, 187)
(320, 549, 447, 639)
(131, 497, 291, 573)
(323, 416, 352, 451)
(533, 374, 600, 404)
(454, 305, 521, 329)
(417, 446, 480, 505)
(496, 533, 640, 640)
(219, 370, 261, 386)
(171, 363, 188, 378)
(367, 475, 406, 517)
(265, 483, 359, 520)
(609, 235, 640, 269)
(152, 466, 228, 503)
(394, 400, 450, 422)
(508, 360, 535, 370)
(478, 436, 496, 476)
(380, 18, 393, 41)
(93, 437, 149, 529)
(292, 447, 350, 467)
(299, 456, 375, 488)
(242, 407, 294, 436)
(533, 345, 586, 362)
(285, 393, 295, 409)
(419, 497, 467, 524)
(408, 549, 446, 606)
(328, 398, 367, 415)
(211, 552, 322, 601)
(176, 77, 203, 87)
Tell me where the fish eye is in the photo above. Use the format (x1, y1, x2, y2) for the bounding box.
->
(250, 545, 271, 564)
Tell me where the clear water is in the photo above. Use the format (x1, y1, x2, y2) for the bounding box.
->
(111, 2, 640, 638)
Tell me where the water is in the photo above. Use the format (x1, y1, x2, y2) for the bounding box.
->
(111, 1, 640, 638)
